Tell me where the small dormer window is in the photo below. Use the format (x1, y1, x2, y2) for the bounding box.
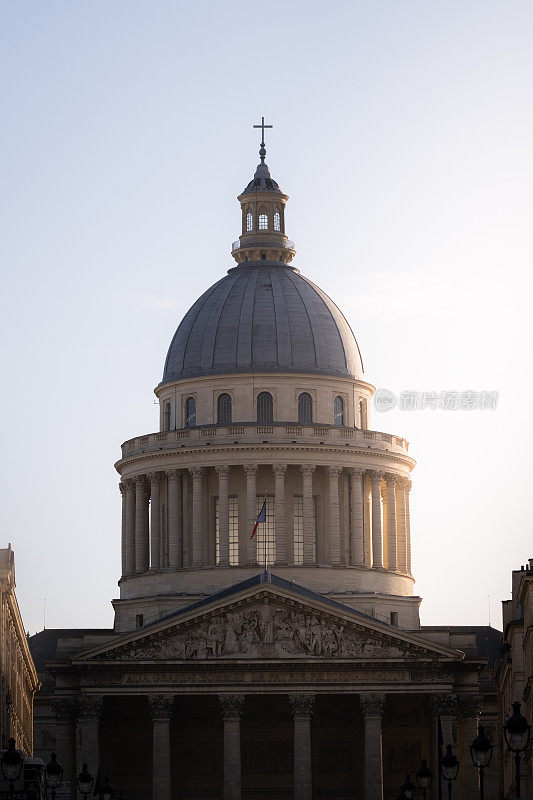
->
(258, 214, 268, 230)
(246, 211, 253, 232)
(274, 211, 280, 231)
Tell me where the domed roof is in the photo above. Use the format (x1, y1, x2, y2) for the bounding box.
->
(162, 264, 364, 384)
(241, 161, 282, 195)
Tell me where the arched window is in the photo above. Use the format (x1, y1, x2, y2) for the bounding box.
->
(257, 391, 273, 423)
(186, 397, 196, 428)
(217, 393, 232, 424)
(164, 402, 171, 431)
(246, 211, 253, 232)
(258, 213, 268, 230)
(274, 211, 281, 231)
(359, 398, 367, 429)
(334, 396, 344, 427)
(298, 392, 313, 424)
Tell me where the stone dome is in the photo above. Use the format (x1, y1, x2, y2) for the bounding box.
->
(162, 263, 364, 384)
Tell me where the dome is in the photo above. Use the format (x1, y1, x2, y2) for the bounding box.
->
(162, 263, 364, 384)
(241, 161, 283, 194)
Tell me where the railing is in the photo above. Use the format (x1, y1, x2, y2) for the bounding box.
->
(232, 239, 295, 252)
(121, 424, 410, 459)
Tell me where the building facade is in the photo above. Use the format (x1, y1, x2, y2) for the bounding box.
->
(31, 136, 502, 800)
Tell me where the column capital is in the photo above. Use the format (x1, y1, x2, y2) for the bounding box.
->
(166, 469, 181, 481)
(326, 466, 342, 478)
(384, 473, 397, 486)
(360, 693, 386, 717)
(300, 464, 315, 477)
(348, 467, 365, 478)
(429, 692, 458, 717)
(456, 692, 483, 719)
(148, 694, 175, 721)
(369, 470, 383, 485)
(243, 464, 258, 479)
(147, 471, 163, 484)
(51, 697, 77, 721)
(273, 463, 288, 478)
(134, 475, 147, 488)
(219, 693, 245, 720)
(119, 481, 127, 495)
(215, 465, 230, 479)
(76, 695, 103, 720)
(189, 467, 205, 479)
(289, 693, 316, 718)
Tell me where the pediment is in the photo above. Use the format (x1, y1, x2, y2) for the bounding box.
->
(75, 578, 462, 665)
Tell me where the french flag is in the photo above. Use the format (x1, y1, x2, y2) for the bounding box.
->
(250, 498, 266, 539)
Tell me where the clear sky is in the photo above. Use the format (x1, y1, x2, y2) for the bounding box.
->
(1, 1, 532, 634)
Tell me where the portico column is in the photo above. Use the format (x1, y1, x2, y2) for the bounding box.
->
(148, 695, 174, 800)
(219, 693, 245, 800)
(370, 471, 383, 568)
(457, 694, 482, 797)
(76, 696, 102, 794)
(396, 478, 407, 571)
(119, 482, 127, 577)
(216, 466, 230, 566)
(301, 465, 316, 565)
(327, 466, 342, 565)
(166, 470, 181, 568)
(349, 468, 365, 566)
(244, 465, 258, 564)
(135, 476, 149, 573)
(51, 699, 76, 796)
(361, 693, 385, 800)
(431, 693, 457, 770)
(290, 693, 315, 800)
(385, 474, 398, 570)
(125, 478, 136, 575)
(274, 464, 287, 565)
(189, 467, 205, 567)
(148, 472, 162, 570)
(406, 479, 412, 573)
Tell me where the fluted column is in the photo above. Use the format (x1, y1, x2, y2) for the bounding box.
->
(189, 467, 205, 567)
(244, 465, 258, 564)
(148, 695, 174, 800)
(406, 479, 412, 573)
(430, 693, 457, 766)
(51, 699, 76, 795)
(301, 465, 316, 565)
(327, 466, 342, 565)
(135, 476, 149, 573)
(125, 478, 136, 576)
(219, 694, 244, 800)
(216, 466, 230, 566)
(166, 470, 181, 568)
(370, 471, 383, 568)
(385, 474, 398, 570)
(290, 694, 315, 800)
(396, 478, 407, 571)
(148, 472, 162, 571)
(119, 482, 127, 577)
(349, 468, 365, 565)
(361, 693, 385, 800)
(274, 464, 287, 565)
(457, 694, 482, 797)
(76, 696, 102, 793)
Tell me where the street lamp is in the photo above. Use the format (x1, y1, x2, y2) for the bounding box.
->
(470, 724, 493, 800)
(416, 758, 433, 799)
(400, 774, 416, 799)
(504, 701, 531, 799)
(44, 753, 63, 800)
(1, 739, 23, 795)
(77, 763, 94, 798)
(441, 744, 459, 800)
(100, 777, 115, 800)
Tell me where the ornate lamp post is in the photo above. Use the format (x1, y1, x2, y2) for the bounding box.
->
(44, 753, 63, 800)
(416, 758, 433, 799)
(77, 763, 94, 798)
(470, 724, 493, 800)
(504, 701, 531, 799)
(100, 777, 115, 800)
(0, 739, 23, 796)
(441, 744, 459, 800)
(400, 774, 416, 798)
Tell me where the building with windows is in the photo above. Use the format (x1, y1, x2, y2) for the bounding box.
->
(31, 134, 502, 800)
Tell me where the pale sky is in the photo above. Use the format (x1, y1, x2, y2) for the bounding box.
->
(1, 1, 532, 634)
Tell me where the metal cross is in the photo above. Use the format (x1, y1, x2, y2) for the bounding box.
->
(253, 116, 273, 145)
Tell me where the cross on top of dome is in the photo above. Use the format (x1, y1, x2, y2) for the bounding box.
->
(253, 115, 273, 162)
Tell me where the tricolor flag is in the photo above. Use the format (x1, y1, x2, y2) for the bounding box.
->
(250, 498, 266, 539)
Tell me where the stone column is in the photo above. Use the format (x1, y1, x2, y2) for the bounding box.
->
(349, 468, 365, 566)
(327, 466, 342, 566)
(274, 464, 287, 565)
(76, 696, 102, 794)
(166, 470, 181, 568)
(396, 478, 407, 571)
(385, 474, 398, 570)
(370, 471, 383, 568)
(189, 467, 205, 567)
(148, 472, 162, 571)
(457, 694, 482, 797)
(360, 693, 385, 800)
(216, 466, 230, 566)
(244, 465, 258, 564)
(290, 694, 315, 800)
(51, 699, 77, 797)
(301, 465, 316, 565)
(430, 693, 457, 765)
(219, 693, 244, 800)
(119, 482, 127, 577)
(148, 695, 174, 800)
(135, 476, 149, 573)
(405, 479, 412, 573)
(125, 478, 136, 576)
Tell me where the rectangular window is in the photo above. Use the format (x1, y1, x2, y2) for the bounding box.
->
(293, 495, 317, 565)
(215, 496, 239, 566)
(256, 495, 275, 567)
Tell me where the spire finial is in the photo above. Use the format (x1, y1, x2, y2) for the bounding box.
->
(253, 116, 273, 162)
